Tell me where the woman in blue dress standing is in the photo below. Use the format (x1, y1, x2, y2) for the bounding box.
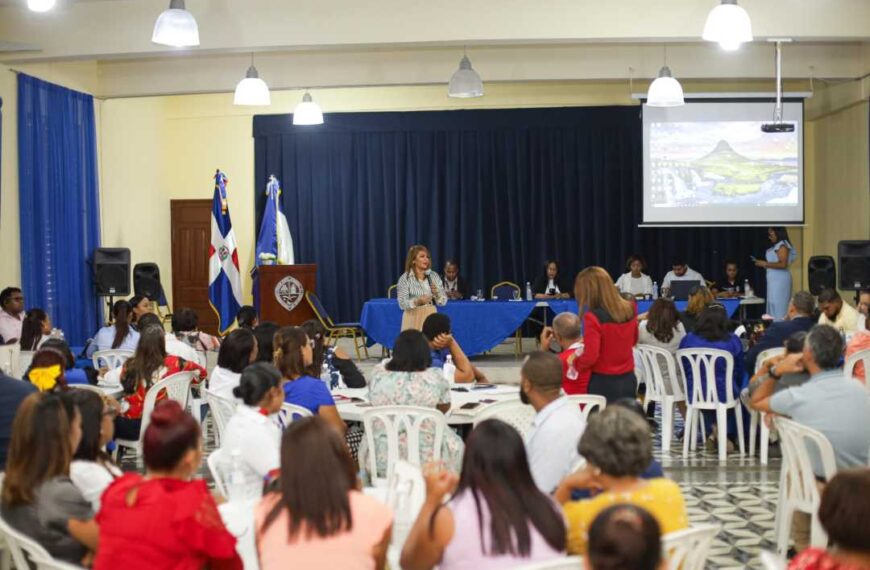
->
(755, 227, 797, 320)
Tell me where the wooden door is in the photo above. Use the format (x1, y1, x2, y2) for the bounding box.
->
(170, 200, 219, 335)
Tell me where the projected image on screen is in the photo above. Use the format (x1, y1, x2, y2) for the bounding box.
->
(650, 121, 798, 208)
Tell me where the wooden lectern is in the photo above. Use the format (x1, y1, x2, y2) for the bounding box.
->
(258, 264, 317, 325)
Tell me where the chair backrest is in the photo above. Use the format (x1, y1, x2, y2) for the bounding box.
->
(138, 371, 196, 444)
(564, 394, 607, 421)
(514, 556, 584, 570)
(385, 460, 426, 549)
(472, 399, 536, 437)
(362, 405, 448, 483)
(774, 417, 838, 512)
(69, 384, 108, 395)
(207, 447, 229, 498)
(754, 347, 786, 374)
(661, 523, 721, 570)
(305, 291, 335, 328)
(757, 550, 787, 570)
(490, 281, 520, 300)
(386, 284, 398, 299)
(0, 344, 21, 376)
(280, 402, 313, 426)
(0, 494, 52, 570)
(18, 351, 34, 377)
(92, 349, 134, 370)
(675, 348, 736, 405)
(636, 345, 683, 401)
(844, 347, 870, 381)
(202, 387, 237, 444)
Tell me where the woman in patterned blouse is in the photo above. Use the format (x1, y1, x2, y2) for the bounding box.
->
(396, 245, 447, 331)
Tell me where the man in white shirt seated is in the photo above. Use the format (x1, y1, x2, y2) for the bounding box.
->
(521, 351, 586, 493)
(661, 259, 705, 297)
(817, 288, 861, 334)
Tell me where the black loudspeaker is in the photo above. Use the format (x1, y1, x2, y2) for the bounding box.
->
(133, 263, 164, 302)
(94, 248, 131, 296)
(807, 256, 836, 295)
(838, 240, 870, 290)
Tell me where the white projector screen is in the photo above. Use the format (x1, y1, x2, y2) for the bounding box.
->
(642, 100, 804, 225)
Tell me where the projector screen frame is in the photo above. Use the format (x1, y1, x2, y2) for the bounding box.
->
(640, 97, 806, 227)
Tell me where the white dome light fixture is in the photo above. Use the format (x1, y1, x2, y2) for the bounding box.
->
(647, 47, 685, 107)
(27, 0, 56, 12)
(702, 0, 753, 51)
(448, 51, 484, 98)
(293, 92, 324, 125)
(233, 57, 271, 106)
(152, 0, 200, 48)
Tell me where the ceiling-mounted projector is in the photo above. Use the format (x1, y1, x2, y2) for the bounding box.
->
(761, 122, 794, 133)
(761, 39, 794, 133)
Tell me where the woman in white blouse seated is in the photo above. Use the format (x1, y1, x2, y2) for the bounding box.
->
(209, 328, 258, 400)
(221, 363, 284, 480)
(86, 300, 140, 358)
(637, 298, 687, 419)
(615, 255, 654, 297)
(396, 244, 447, 332)
(67, 390, 122, 512)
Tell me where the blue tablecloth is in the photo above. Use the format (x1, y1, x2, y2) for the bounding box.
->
(360, 298, 740, 356)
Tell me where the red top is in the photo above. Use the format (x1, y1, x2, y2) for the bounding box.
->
(571, 308, 638, 376)
(559, 344, 591, 394)
(788, 548, 869, 570)
(94, 474, 242, 570)
(120, 355, 207, 419)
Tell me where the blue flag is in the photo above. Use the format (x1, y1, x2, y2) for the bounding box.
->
(208, 170, 243, 334)
(256, 175, 295, 265)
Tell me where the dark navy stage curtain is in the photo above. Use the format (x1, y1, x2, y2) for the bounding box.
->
(254, 107, 767, 322)
(18, 74, 101, 347)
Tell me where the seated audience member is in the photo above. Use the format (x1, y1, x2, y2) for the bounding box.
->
(301, 319, 366, 388)
(615, 255, 654, 298)
(587, 505, 663, 570)
(845, 312, 870, 382)
(679, 286, 713, 333)
(745, 291, 816, 374)
(421, 313, 486, 383)
(40, 338, 90, 385)
(1, 393, 98, 565)
(223, 363, 284, 480)
(712, 260, 744, 298)
(128, 295, 152, 327)
(0, 370, 37, 470)
(67, 390, 122, 511)
(442, 259, 470, 300)
(209, 328, 258, 399)
(274, 326, 345, 435)
(638, 298, 687, 419)
(87, 299, 140, 357)
(135, 312, 199, 366)
(171, 307, 221, 353)
(256, 417, 392, 570)
(679, 305, 745, 446)
(24, 348, 69, 392)
(521, 351, 586, 493)
(0, 287, 25, 344)
(253, 321, 280, 363)
(817, 288, 861, 334)
(661, 260, 705, 298)
(555, 406, 688, 555)
(95, 401, 241, 569)
(236, 305, 259, 330)
(116, 325, 207, 440)
(857, 289, 870, 329)
(751, 324, 870, 471)
(540, 312, 588, 394)
(533, 260, 572, 300)
(19, 308, 53, 351)
(362, 330, 464, 478)
(788, 469, 870, 570)
(745, 332, 810, 400)
(401, 419, 566, 570)
(610, 399, 665, 479)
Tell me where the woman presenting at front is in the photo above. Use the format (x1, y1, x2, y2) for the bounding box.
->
(755, 227, 796, 320)
(397, 245, 447, 331)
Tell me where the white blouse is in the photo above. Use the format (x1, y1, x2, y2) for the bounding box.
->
(221, 405, 282, 479)
(70, 460, 122, 512)
(209, 366, 241, 401)
(615, 272, 654, 296)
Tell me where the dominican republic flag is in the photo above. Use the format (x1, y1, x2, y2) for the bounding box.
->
(255, 175, 295, 265)
(209, 170, 243, 334)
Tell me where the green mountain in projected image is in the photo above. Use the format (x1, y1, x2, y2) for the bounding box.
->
(649, 121, 799, 207)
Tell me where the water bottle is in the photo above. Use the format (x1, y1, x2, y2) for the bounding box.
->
(320, 361, 331, 388)
(227, 449, 248, 502)
(744, 279, 753, 297)
(525, 282, 533, 301)
(652, 281, 659, 300)
(443, 355, 456, 383)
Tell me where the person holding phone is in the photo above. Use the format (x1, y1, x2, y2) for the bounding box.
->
(755, 227, 797, 320)
(396, 245, 447, 332)
(532, 261, 572, 300)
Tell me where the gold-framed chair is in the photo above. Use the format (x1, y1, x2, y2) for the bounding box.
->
(490, 281, 523, 357)
(386, 284, 398, 299)
(305, 291, 370, 362)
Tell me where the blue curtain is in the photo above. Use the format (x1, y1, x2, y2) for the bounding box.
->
(254, 107, 768, 322)
(18, 74, 101, 347)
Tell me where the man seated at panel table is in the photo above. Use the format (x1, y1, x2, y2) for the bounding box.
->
(421, 313, 487, 384)
(540, 312, 589, 395)
(817, 288, 861, 334)
(441, 259, 470, 300)
(661, 259, 705, 298)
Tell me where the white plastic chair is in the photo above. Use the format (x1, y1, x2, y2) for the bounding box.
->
(385, 460, 426, 552)
(68, 384, 107, 395)
(514, 556, 584, 570)
(279, 402, 313, 427)
(748, 347, 785, 465)
(361, 405, 448, 486)
(636, 345, 684, 452)
(758, 550, 787, 570)
(207, 447, 229, 498)
(91, 349, 133, 371)
(18, 351, 34, 377)
(202, 388, 237, 446)
(0, 345, 20, 377)
(0, 506, 52, 570)
(472, 399, 536, 438)
(676, 348, 745, 462)
(844, 347, 870, 385)
(772, 417, 838, 557)
(661, 523, 721, 570)
(114, 371, 196, 460)
(565, 394, 607, 422)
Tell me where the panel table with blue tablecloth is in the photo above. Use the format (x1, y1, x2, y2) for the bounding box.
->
(360, 298, 739, 356)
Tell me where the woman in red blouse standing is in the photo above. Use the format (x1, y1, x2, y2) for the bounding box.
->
(571, 266, 638, 403)
(115, 326, 207, 440)
(95, 401, 241, 570)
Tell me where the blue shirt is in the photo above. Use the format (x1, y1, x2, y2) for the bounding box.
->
(429, 348, 448, 369)
(0, 374, 37, 469)
(283, 375, 335, 415)
(679, 332, 746, 401)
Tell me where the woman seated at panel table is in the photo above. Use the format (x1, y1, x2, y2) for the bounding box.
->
(533, 260, 572, 300)
(396, 245, 447, 332)
(615, 255, 654, 298)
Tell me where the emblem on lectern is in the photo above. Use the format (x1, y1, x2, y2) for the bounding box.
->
(274, 276, 304, 312)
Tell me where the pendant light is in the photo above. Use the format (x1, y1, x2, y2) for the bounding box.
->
(702, 0, 753, 51)
(27, 0, 56, 12)
(647, 46, 685, 107)
(292, 92, 324, 125)
(448, 49, 484, 98)
(233, 55, 270, 106)
(152, 0, 200, 47)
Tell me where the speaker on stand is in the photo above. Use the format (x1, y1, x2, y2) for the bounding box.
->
(838, 240, 870, 304)
(94, 247, 131, 325)
(807, 256, 836, 296)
